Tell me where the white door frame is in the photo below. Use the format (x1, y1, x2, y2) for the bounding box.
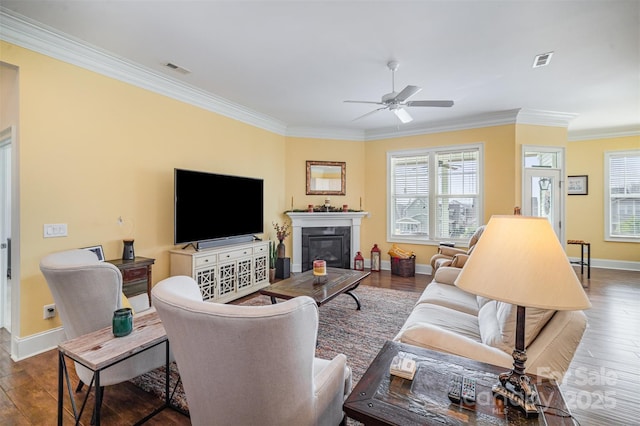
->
(0, 127, 12, 331)
(521, 145, 566, 244)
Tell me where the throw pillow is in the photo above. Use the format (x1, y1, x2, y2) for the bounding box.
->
(496, 302, 555, 349)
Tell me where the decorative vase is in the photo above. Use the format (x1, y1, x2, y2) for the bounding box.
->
(277, 240, 286, 258)
(122, 239, 135, 260)
(269, 268, 276, 283)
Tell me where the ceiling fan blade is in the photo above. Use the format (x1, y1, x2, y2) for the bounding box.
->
(405, 100, 455, 108)
(394, 85, 422, 102)
(352, 107, 387, 122)
(393, 107, 413, 124)
(344, 100, 384, 105)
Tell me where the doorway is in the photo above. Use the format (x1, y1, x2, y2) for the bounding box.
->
(522, 147, 565, 242)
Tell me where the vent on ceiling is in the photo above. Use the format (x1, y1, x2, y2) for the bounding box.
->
(165, 62, 191, 74)
(532, 52, 554, 68)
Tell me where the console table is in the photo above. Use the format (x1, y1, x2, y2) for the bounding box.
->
(169, 240, 269, 303)
(107, 257, 155, 305)
(344, 341, 573, 425)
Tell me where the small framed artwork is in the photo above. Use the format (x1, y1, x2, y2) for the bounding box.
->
(567, 175, 588, 195)
(84, 245, 105, 261)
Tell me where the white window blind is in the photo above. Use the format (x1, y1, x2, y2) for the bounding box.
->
(606, 150, 640, 241)
(388, 145, 482, 244)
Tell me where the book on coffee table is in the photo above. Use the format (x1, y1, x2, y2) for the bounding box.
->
(389, 352, 416, 380)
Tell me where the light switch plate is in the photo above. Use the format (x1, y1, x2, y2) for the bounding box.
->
(43, 223, 68, 238)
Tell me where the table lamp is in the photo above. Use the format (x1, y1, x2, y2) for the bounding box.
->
(455, 215, 591, 416)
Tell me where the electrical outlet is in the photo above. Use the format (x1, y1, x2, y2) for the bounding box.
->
(43, 304, 56, 319)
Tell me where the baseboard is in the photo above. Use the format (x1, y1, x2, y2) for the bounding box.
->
(12, 326, 65, 361)
(569, 256, 640, 272)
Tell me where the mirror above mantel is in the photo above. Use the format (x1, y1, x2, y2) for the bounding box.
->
(306, 161, 346, 196)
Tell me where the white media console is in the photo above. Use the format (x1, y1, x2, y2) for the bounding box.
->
(169, 240, 270, 303)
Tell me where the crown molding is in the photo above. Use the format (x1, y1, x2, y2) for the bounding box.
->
(285, 126, 365, 141)
(0, 8, 288, 135)
(364, 109, 523, 140)
(568, 125, 640, 142)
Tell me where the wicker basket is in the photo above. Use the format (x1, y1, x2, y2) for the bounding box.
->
(390, 256, 415, 277)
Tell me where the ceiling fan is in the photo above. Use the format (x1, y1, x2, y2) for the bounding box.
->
(344, 61, 454, 124)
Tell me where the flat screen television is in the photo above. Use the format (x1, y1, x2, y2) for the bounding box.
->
(174, 168, 264, 248)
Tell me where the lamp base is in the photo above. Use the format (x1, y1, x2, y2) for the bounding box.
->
(492, 371, 539, 417)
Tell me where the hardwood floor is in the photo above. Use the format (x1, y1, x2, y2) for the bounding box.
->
(0, 267, 637, 425)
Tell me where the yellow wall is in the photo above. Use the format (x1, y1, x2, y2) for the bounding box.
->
(2, 42, 286, 336)
(566, 135, 640, 262)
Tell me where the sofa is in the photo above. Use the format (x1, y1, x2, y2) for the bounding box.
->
(393, 266, 587, 381)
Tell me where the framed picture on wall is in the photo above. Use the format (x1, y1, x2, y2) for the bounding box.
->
(83, 245, 105, 261)
(567, 175, 588, 195)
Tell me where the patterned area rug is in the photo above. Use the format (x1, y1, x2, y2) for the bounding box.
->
(130, 285, 421, 414)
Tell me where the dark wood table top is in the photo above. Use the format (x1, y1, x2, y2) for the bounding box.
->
(344, 341, 574, 426)
(259, 267, 370, 306)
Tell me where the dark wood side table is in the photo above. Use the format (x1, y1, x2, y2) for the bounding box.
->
(344, 341, 573, 425)
(107, 257, 155, 305)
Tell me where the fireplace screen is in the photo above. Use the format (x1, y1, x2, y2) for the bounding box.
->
(302, 226, 351, 272)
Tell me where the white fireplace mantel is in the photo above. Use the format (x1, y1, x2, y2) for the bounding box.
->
(286, 211, 370, 273)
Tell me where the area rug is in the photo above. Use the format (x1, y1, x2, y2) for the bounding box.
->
(130, 285, 421, 414)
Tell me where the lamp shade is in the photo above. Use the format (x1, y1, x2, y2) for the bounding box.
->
(455, 215, 591, 311)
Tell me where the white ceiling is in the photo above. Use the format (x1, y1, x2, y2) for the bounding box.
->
(1, 1, 639, 140)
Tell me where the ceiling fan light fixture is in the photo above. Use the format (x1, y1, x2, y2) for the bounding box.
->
(393, 107, 413, 124)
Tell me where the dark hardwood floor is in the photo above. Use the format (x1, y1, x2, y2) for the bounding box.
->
(0, 267, 637, 425)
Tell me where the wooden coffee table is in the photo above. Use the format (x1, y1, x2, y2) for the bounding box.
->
(259, 267, 370, 310)
(344, 341, 574, 425)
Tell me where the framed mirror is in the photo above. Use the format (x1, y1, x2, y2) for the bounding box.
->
(306, 161, 346, 195)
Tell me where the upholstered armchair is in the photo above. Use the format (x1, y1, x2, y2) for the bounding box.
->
(152, 275, 352, 426)
(39, 249, 167, 400)
(430, 225, 485, 273)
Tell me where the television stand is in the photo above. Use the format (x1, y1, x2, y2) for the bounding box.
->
(170, 240, 270, 303)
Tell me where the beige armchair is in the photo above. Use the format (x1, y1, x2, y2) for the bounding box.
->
(430, 225, 485, 272)
(152, 275, 352, 426)
(39, 249, 167, 407)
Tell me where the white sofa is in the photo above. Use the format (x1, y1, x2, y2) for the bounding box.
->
(393, 267, 587, 381)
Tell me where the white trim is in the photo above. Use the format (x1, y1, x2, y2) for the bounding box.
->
(569, 257, 640, 272)
(568, 126, 640, 142)
(11, 326, 65, 361)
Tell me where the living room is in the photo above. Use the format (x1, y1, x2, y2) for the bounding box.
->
(0, 2, 638, 423)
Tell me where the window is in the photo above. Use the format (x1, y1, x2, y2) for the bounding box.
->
(605, 150, 640, 242)
(388, 144, 483, 244)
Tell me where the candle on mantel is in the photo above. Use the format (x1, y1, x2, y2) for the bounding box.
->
(291, 196, 294, 210)
(360, 197, 362, 210)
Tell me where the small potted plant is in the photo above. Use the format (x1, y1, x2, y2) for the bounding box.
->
(272, 221, 291, 258)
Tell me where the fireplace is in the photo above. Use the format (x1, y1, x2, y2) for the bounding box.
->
(302, 227, 351, 272)
(286, 211, 369, 273)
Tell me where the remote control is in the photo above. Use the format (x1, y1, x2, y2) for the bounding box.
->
(461, 376, 476, 404)
(447, 375, 462, 403)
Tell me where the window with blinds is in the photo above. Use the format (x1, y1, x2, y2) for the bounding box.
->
(388, 145, 482, 244)
(605, 150, 640, 241)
